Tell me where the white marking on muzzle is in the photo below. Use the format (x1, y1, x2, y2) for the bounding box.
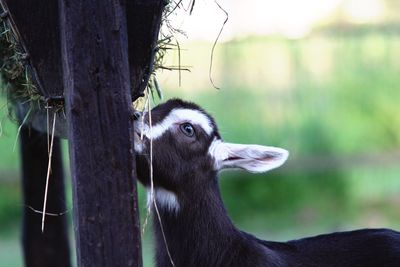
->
(133, 132, 144, 153)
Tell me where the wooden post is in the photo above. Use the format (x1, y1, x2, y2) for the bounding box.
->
(19, 126, 71, 267)
(59, 0, 142, 266)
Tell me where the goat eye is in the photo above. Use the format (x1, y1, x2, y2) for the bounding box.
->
(180, 123, 195, 137)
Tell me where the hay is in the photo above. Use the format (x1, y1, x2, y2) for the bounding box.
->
(0, 5, 40, 108)
(1, 0, 193, 112)
(209, 0, 228, 90)
(41, 110, 57, 232)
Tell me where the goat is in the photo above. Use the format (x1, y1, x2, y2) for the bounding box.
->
(133, 99, 400, 267)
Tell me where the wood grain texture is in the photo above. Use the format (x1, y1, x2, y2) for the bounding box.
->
(59, 0, 143, 266)
(3, 0, 164, 101)
(3, 0, 63, 98)
(127, 0, 165, 100)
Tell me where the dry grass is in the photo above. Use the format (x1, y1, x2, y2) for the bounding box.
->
(0, 0, 193, 111)
(0, 2, 40, 107)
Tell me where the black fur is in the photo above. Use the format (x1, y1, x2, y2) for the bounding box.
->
(135, 99, 400, 267)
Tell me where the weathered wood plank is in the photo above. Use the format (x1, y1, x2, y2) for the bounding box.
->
(59, 0, 142, 266)
(127, 0, 166, 100)
(2, 0, 164, 101)
(3, 0, 63, 98)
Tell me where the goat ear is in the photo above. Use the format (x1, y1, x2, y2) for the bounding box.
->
(210, 141, 289, 173)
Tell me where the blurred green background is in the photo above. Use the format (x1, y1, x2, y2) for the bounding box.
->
(1, 0, 400, 266)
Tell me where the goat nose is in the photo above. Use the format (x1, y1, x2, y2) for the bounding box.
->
(133, 111, 142, 121)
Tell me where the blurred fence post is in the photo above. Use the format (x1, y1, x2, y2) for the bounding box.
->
(19, 126, 71, 267)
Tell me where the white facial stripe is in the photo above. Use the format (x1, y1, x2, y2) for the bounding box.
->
(144, 108, 213, 140)
(148, 188, 180, 213)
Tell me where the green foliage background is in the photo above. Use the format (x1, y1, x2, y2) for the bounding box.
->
(1, 32, 400, 266)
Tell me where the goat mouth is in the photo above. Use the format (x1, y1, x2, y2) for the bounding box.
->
(224, 156, 242, 161)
